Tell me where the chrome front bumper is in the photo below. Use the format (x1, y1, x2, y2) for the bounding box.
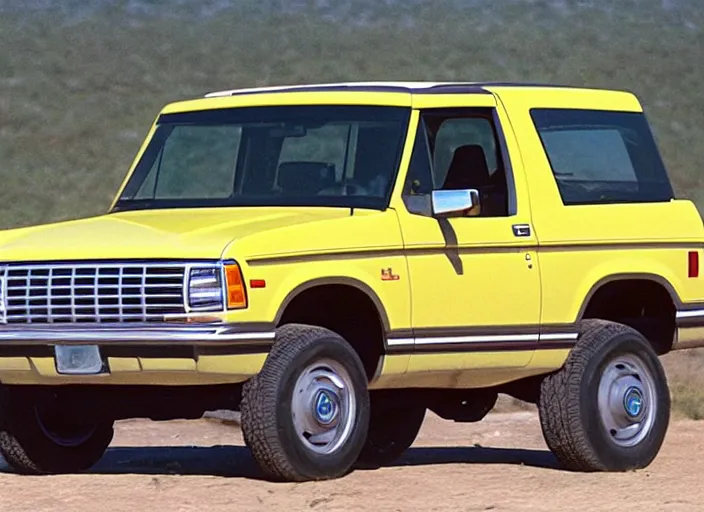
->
(0, 322, 276, 351)
(0, 323, 276, 380)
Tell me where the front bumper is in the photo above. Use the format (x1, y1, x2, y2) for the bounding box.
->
(0, 322, 276, 385)
(0, 322, 276, 358)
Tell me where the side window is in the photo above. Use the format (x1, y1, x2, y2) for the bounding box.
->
(402, 108, 511, 217)
(402, 120, 434, 215)
(531, 108, 674, 205)
(432, 117, 498, 188)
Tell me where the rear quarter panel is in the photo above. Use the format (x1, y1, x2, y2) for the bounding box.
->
(491, 87, 704, 328)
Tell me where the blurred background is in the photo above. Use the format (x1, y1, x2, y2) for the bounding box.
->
(0, 0, 703, 414)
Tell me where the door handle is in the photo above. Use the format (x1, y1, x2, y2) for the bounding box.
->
(512, 224, 531, 237)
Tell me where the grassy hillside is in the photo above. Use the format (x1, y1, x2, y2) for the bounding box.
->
(0, 0, 703, 228)
(1, 0, 704, 416)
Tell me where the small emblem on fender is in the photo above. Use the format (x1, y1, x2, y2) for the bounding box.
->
(381, 268, 400, 281)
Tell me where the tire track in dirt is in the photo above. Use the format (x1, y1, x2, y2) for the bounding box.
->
(0, 411, 702, 511)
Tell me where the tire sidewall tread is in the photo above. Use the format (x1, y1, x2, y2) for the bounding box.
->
(539, 319, 670, 472)
(241, 323, 370, 482)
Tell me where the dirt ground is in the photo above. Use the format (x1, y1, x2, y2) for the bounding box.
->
(0, 410, 702, 512)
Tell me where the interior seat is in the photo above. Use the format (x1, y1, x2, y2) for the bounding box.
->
(442, 144, 492, 191)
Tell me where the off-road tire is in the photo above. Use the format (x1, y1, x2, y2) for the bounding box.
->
(356, 401, 425, 468)
(538, 319, 670, 472)
(240, 323, 370, 482)
(0, 388, 114, 475)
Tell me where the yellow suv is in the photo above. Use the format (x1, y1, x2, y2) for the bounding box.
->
(1, 82, 703, 480)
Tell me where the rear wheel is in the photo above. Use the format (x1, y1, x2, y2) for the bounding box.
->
(240, 324, 370, 481)
(0, 388, 114, 474)
(538, 319, 670, 471)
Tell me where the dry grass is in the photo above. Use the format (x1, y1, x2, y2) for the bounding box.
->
(1, 0, 704, 229)
(662, 348, 704, 420)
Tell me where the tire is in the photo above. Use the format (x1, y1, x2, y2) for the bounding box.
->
(240, 323, 370, 482)
(356, 401, 425, 468)
(538, 319, 670, 472)
(0, 388, 114, 475)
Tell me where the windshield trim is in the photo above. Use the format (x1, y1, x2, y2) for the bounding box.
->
(110, 196, 391, 213)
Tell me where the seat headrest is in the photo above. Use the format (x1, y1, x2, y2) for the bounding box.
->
(277, 161, 336, 194)
(442, 144, 491, 190)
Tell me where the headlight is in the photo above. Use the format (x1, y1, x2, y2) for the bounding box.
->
(187, 262, 248, 311)
(188, 267, 224, 310)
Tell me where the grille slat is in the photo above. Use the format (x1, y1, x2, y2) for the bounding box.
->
(0, 267, 6, 319)
(71, 267, 77, 323)
(47, 268, 52, 324)
(3, 294, 182, 301)
(6, 284, 183, 290)
(118, 266, 124, 323)
(1, 263, 189, 324)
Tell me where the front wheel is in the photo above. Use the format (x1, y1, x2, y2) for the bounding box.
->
(0, 389, 114, 474)
(240, 324, 370, 482)
(538, 319, 670, 472)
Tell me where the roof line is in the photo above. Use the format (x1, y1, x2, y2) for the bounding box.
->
(203, 81, 488, 98)
(203, 81, 597, 98)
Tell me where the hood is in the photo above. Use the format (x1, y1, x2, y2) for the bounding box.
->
(0, 207, 356, 262)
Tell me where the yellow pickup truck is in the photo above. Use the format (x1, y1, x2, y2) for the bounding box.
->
(1, 81, 703, 481)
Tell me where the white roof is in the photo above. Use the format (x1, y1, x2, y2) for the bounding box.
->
(204, 81, 478, 98)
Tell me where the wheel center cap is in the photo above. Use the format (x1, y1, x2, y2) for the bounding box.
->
(623, 386, 644, 419)
(313, 389, 338, 426)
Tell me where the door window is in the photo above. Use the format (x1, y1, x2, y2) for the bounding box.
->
(402, 108, 513, 217)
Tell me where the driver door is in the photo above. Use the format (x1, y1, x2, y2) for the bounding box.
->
(395, 106, 542, 380)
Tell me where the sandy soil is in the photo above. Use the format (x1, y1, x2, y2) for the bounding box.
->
(0, 411, 702, 512)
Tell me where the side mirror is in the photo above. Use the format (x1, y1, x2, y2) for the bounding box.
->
(431, 189, 480, 217)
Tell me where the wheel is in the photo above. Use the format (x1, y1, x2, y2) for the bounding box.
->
(538, 319, 670, 472)
(240, 323, 370, 481)
(356, 399, 425, 468)
(0, 389, 114, 474)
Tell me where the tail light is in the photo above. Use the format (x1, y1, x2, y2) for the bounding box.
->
(688, 251, 699, 278)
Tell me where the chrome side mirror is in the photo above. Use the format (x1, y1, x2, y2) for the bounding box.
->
(431, 189, 480, 217)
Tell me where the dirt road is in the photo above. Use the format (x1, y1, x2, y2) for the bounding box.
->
(0, 410, 702, 511)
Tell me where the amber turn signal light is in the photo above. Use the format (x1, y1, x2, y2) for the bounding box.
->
(224, 263, 247, 309)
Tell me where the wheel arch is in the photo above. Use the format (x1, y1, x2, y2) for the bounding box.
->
(575, 272, 683, 321)
(574, 272, 681, 354)
(274, 276, 392, 332)
(273, 277, 393, 379)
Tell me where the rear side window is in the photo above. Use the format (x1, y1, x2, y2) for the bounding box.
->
(531, 109, 674, 205)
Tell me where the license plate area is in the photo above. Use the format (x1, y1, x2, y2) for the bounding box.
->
(54, 345, 106, 375)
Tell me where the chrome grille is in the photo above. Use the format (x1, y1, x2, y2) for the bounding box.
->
(0, 263, 188, 324)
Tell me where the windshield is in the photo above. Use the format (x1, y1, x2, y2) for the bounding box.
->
(113, 105, 411, 212)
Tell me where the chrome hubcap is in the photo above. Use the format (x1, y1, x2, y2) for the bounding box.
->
(623, 386, 645, 420)
(313, 389, 339, 426)
(291, 359, 356, 455)
(597, 354, 656, 448)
